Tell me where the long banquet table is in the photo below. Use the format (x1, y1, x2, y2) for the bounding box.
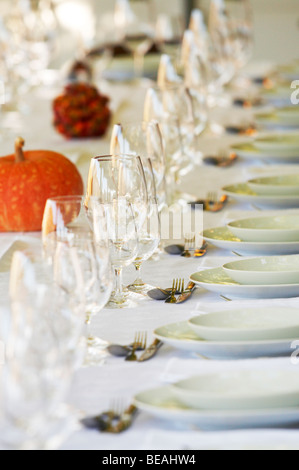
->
(1, 63, 299, 450)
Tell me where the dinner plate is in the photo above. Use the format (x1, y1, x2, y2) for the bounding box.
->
(133, 386, 299, 431)
(261, 86, 293, 106)
(223, 255, 299, 286)
(153, 321, 296, 359)
(190, 267, 299, 299)
(276, 107, 299, 125)
(248, 175, 299, 196)
(230, 142, 299, 162)
(222, 183, 299, 209)
(227, 215, 299, 242)
(255, 112, 299, 131)
(188, 307, 299, 342)
(202, 227, 299, 255)
(171, 370, 299, 411)
(254, 134, 299, 152)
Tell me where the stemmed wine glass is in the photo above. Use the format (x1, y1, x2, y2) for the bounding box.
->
(2, 246, 85, 450)
(110, 121, 167, 212)
(86, 154, 148, 232)
(114, 0, 156, 77)
(143, 84, 205, 204)
(127, 196, 160, 294)
(155, 13, 184, 65)
(103, 198, 138, 307)
(42, 195, 113, 365)
(86, 154, 148, 307)
(208, 0, 253, 85)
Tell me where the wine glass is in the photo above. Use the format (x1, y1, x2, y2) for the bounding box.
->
(208, 0, 253, 85)
(155, 13, 184, 66)
(127, 196, 160, 294)
(143, 85, 204, 204)
(114, 0, 156, 77)
(109, 121, 167, 212)
(86, 154, 148, 232)
(103, 198, 138, 308)
(54, 236, 113, 366)
(42, 195, 93, 259)
(2, 246, 85, 450)
(42, 195, 113, 365)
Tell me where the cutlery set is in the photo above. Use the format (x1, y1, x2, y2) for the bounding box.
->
(147, 279, 196, 304)
(81, 402, 138, 434)
(107, 333, 163, 362)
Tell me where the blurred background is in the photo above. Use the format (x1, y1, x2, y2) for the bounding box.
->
(0, 0, 297, 74)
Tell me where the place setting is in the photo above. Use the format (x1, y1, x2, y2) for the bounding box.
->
(230, 131, 299, 164)
(222, 172, 299, 210)
(202, 212, 299, 256)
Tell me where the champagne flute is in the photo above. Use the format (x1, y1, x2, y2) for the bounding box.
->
(103, 199, 138, 308)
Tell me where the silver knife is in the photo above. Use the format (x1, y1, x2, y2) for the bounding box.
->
(137, 339, 163, 362)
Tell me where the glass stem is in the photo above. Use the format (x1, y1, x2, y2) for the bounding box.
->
(114, 268, 123, 300)
(85, 312, 93, 342)
(134, 262, 144, 287)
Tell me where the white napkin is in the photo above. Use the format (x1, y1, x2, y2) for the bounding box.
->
(157, 54, 181, 88)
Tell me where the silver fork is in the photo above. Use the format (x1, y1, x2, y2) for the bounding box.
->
(125, 331, 147, 361)
(165, 279, 184, 304)
(181, 234, 195, 257)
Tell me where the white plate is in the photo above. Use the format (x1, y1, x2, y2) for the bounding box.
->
(276, 107, 299, 125)
(254, 134, 299, 152)
(255, 112, 299, 131)
(227, 215, 299, 242)
(231, 142, 299, 161)
(171, 370, 299, 411)
(190, 267, 299, 299)
(222, 183, 299, 209)
(134, 385, 299, 431)
(188, 307, 299, 342)
(248, 175, 299, 196)
(153, 321, 296, 359)
(202, 227, 299, 255)
(223, 255, 299, 286)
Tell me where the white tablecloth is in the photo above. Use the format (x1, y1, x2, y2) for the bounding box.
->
(1, 65, 299, 450)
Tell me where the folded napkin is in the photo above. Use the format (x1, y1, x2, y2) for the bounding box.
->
(157, 54, 181, 88)
(142, 429, 299, 450)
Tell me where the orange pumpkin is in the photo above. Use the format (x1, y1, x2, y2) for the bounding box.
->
(0, 137, 84, 232)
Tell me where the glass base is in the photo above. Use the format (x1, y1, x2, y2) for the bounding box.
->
(126, 282, 155, 296)
(105, 295, 138, 309)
